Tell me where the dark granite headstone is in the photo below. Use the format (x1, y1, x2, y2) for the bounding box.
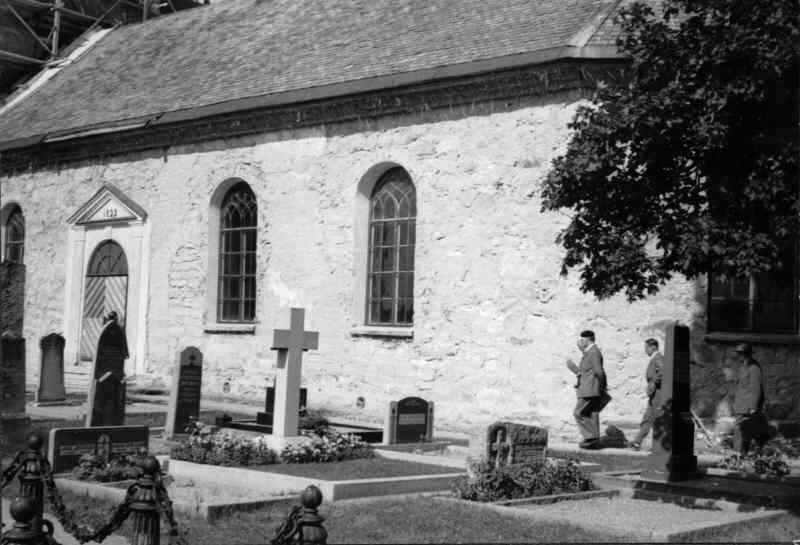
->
(36, 333, 66, 405)
(0, 332, 26, 414)
(486, 421, 548, 466)
(256, 386, 307, 426)
(48, 426, 149, 473)
(165, 347, 203, 437)
(85, 315, 128, 427)
(393, 397, 433, 443)
(642, 321, 699, 481)
(0, 261, 25, 335)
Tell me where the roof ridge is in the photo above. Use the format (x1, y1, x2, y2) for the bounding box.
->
(567, 0, 622, 49)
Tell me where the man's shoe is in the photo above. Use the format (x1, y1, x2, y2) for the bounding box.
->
(628, 441, 641, 451)
(579, 438, 600, 450)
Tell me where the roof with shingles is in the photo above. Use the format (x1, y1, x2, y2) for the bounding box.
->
(0, 0, 632, 146)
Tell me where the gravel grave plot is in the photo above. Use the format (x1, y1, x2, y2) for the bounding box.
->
(509, 495, 786, 540)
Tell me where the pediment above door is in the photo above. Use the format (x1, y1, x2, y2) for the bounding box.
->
(67, 183, 147, 225)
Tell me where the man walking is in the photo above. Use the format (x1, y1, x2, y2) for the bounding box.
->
(566, 330, 608, 449)
(732, 343, 769, 454)
(629, 338, 663, 451)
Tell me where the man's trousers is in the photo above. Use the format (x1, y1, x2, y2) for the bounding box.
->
(574, 397, 600, 441)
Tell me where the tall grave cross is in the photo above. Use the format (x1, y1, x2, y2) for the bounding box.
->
(271, 308, 319, 437)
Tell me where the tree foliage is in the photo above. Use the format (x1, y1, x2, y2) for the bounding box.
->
(541, 0, 799, 300)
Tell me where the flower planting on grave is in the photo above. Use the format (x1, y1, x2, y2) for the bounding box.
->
(716, 444, 794, 479)
(280, 428, 374, 463)
(170, 426, 374, 466)
(451, 458, 594, 502)
(170, 430, 279, 466)
(71, 453, 144, 482)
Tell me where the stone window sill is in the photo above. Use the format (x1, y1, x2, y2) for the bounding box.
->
(204, 323, 256, 334)
(350, 325, 413, 338)
(704, 332, 800, 345)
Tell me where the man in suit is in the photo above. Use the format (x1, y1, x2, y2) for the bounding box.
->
(732, 342, 769, 454)
(628, 338, 663, 451)
(566, 330, 608, 449)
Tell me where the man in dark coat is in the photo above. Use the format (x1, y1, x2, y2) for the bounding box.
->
(732, 342, 769, 454)
(566, 330, 608, 449)
(629, 338, 663, 451)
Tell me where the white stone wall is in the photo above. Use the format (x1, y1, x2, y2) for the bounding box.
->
(4, 90, 797, 442)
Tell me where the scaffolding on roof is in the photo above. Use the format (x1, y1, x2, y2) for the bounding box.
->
(0, 0, 204, 95)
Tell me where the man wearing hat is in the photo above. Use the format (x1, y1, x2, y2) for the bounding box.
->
(566, 330, 608, 449)
(732, 342, 768, 454)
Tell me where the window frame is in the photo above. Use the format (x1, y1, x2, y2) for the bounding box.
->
(217, 182, 257, 323)
(707, 240, 799, 335)
(3, 206, 24, 264)
(365, 167, 416, 326)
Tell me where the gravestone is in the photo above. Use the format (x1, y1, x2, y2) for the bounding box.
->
(270, 308, 318, 437)
(384, 396, 434, 444)
(256, 385, 307, 427)
(48, 426, 149, 473)
(642, 321, 699, 482)
(36, 333, 67, 405)
(0, 261, 25, 335)
(0, 331, 26, 414)
(85, 314, 129, 427)
(165, 347, 203, 438)
(485, 421, 548, 467)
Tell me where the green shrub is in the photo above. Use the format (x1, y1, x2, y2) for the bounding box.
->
(71, 454, 142, 482)
(451, 458, 594, 502)
(170, 431, 278, 466)
(280, 429, 374, 463)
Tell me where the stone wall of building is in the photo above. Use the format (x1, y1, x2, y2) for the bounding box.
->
(3, 90, 798, 440)
(0, 260, 24, 335)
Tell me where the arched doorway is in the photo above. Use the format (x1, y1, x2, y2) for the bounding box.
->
(80, 240, 128, 362)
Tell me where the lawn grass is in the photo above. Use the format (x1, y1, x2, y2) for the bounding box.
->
(40, 490, 636, 544)
(247, 458, 460, 480)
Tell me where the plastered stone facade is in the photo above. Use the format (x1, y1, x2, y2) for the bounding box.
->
(3, 90, 798, 442)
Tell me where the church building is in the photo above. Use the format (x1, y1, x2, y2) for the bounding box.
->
(1, 0, 798, 439)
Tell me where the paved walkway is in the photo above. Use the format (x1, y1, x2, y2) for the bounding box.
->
(1, 498, 128, 545)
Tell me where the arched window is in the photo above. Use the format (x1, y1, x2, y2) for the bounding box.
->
(3, 205, 24, 263)
(367, 167, 416, 325)
(218, 182, 257, 322)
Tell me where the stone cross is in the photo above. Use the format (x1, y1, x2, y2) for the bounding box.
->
(490, 428, 512, 468)
(270, 308, 319, 437)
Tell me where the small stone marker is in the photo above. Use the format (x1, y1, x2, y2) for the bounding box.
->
(256, 385, 307, 427)
(48, 425, 149, 473)
(385, 396, 434, 444)
(165, 347, 203, 438)
(36, 333, 67, 405)
(642, 321, 699, 482)
(270, 308, 319, 437)
(85, 314, 129, 427)
(485, 421, 548, 467)
(0, 331, 26, 414)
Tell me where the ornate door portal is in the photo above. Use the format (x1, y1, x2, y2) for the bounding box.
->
(80, 240, 128, 362)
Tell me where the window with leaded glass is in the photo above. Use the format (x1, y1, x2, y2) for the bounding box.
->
(708, 241, 798, 334)
(218, 182, 257, 322)
(367, 167, 416, 325)
(4, 206, 24, 263)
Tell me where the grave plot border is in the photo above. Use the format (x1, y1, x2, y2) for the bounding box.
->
(700, 467, 800, 486)
(435, 488, 790, 542)
(440, 488, 619, 508)
(163, 458, 464, 502)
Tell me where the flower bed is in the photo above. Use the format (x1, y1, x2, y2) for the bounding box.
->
(71, 454, 143, 482)
(169, 427, 374, 467)
(451, 458, 594, 502)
